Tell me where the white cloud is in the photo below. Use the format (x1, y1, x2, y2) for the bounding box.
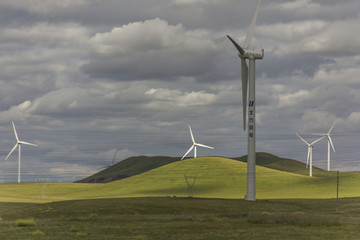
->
(300, 19, 360, 55)
(277, 0, 320, 11)
(0, 0, 87, 15)
(83, 18, 221, 80)
(313, 62, 360, 84)
(277, 89, 310, 108)
(27, 88, 87, 115)
(171, 0, 220, 5)
(145, 88, 217, 109)
(0, 100, 35, 124)
(258, 20, 326, 42)
(1, 23, 89, 48)
(29, 0, 86, 14)
(296, 111, 338, 132)
(90, 18, 184, 56)
(346, 112, 360, 127)
(272, 18, 360, 56)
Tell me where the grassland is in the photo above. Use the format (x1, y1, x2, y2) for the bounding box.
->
(1, 156, 360, 202)
(1, 156, 360, 239)
(1, 197, 360, 239)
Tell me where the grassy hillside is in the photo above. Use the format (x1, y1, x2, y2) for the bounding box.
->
(1, 157, 360, 202)
(98, 157, 339, 199)
(79, 152, 321, 183)
(76, 156, 181, 183)
(233, 152, 326, 176)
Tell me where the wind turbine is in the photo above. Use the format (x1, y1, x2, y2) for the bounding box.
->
(112, 148, 118, 166)
(312, 122, 336, 171)
(296, 134, 325, 177)
(227, 0, 264, 201)
(5, 121, 38, 183)
(181, 125, 214, 160)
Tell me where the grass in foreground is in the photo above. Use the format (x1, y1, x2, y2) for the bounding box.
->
(0, 197, 360, 239)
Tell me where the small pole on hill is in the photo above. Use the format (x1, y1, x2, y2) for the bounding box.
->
(336, 170, 339, 213)
(184, 175, 197, 197)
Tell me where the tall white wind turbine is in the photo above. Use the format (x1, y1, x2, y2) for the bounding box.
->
(181, 125, 214, 160)
(312, 122, 336, 171)
(227, 0, 264, 201)
(296, 134, 325, 177)
(5, 121, 38, 183)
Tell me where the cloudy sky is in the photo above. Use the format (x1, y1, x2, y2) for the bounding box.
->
(0, 0, 359, 182)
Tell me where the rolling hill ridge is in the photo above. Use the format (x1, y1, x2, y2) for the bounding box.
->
(77, 152, 325, 183)
(1, 155, 360, 202)
(76, 156, 181, 183)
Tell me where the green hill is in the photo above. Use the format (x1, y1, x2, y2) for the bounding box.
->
(1, 157, 360, 202)
(233, 152, 326, 176)
(78, 157, 359, 199)
(76, 156, 181, 183)
(79, 152, 325, 183)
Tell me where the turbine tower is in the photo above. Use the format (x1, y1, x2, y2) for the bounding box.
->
(227, 0, 263, 201)
(312, 122, 336, 171)
(181, 125, 214, 160)
(5, 121, 38, 183)
(296, 134, 325, 177)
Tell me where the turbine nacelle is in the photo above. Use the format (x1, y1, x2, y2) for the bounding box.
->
(238, 49, 264, 60)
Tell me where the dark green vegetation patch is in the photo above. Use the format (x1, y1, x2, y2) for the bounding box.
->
(77, 156, 181, 183)
(233, 152, 325, 176)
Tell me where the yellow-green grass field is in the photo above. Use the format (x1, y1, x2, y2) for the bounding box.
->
(0, 157, 360, 203)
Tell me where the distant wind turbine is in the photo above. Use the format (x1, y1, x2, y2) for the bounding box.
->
(97, 148, 118, 171)
(5, 121, 38, 183)
(312, 122, 336, 171)
(112, 149, 118, 166)
(227, 0, 263, 201)
(181, 125, 214, 160)
(296, 133, 325, 177)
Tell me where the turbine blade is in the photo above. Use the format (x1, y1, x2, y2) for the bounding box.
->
(195, 143, 214, 149)
(181, 145, 194, 160)
(244, 0, 262, 49)
(242, 59, 248, 130)
(226, 35, 244, 55)
(188, 125, 195, 143)
(12, 121, 19, 142)
(19, 141, 38, 147)
(310, 136, 325, 145)
(296, 133, 309, 145)
(328, 136, 335, 152)
(328, 121, 336, 134)
(5, 143, 18, 160)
